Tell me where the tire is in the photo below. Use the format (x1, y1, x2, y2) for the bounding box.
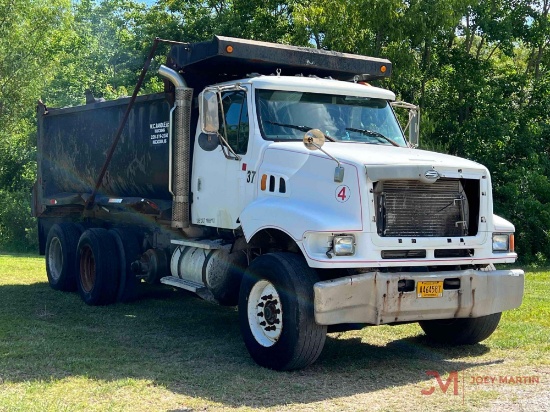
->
(419, 312, 502, 345)
(45, 223, 82, 291)
(109, 228, 141, 303)
(238, 252, 327, 371)
(76, 228, 120, 306)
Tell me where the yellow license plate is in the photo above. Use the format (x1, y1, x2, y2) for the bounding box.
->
(417, 281, 443, 298)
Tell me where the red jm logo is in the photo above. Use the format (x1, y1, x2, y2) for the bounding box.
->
(422, 371, 460, 395)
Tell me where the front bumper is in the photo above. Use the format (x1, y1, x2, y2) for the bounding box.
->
(313, 268, 524, 325)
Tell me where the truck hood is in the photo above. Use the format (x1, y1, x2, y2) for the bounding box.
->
(269, 141, 486, 172)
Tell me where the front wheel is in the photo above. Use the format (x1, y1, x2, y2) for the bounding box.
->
(238, 253, 326, 371)
(419, 312, 502, 345)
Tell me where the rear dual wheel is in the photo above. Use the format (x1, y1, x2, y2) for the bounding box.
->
(45, 223, 82, 291)
(77, 228, 120, 305)
(46, 224, 141, 306)
(109, 228, 141, 303)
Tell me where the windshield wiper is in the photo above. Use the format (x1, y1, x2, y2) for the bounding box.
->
(345, 127, 400, 147)
(267, 121, 336, 142)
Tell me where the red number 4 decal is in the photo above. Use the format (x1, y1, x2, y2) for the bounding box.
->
(335, 185, 350, 202)
(338, 187, 347, 200)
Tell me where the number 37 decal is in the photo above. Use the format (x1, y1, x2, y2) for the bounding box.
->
(335, 185, 351, 203)
(247, 171, 257, 183)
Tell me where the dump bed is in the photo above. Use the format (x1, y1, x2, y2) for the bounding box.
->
(33, 93, 172, 217)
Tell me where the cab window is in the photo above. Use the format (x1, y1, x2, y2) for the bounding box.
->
(220, 91, 249, 154)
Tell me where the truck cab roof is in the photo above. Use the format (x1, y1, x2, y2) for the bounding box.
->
(246, 75, 396, 101)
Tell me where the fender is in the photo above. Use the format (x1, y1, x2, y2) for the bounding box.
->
(240, 196, 363, 243)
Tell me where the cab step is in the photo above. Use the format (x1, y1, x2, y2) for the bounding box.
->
(160, 276, 205, 292)
(159, 276, 217, 304)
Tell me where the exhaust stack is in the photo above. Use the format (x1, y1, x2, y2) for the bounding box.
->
(159, 65, 193, 229)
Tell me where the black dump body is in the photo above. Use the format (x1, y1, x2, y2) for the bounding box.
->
(34, 93, 172, 218)
(167, 36, 392, 91)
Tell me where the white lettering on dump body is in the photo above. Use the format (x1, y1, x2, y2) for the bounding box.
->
(149, 121, 169, 145)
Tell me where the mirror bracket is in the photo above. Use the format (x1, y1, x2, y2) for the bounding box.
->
(303, 129, 345, 182)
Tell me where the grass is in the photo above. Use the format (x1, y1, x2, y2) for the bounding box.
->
(0, 254, 548, 411)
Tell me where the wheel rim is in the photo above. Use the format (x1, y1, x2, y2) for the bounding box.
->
(80, 245, 96, 293)
(48, 237, 63, 281)
(247, 280, 283, 347)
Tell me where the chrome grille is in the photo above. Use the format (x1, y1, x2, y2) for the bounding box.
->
(375, 179, 469, 237)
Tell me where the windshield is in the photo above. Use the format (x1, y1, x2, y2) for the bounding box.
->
(257, 90, 407, 147)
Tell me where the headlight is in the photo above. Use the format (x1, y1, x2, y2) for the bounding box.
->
(333, 235, 356, 256)
(492, 233, 514, 253)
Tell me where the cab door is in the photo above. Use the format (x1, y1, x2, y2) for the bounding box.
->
(191, 87, 251, 229)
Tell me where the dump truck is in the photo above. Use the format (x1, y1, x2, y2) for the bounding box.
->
(32, 36, 524, 371)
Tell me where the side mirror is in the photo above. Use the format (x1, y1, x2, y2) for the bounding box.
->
(390, 101, 420, 147)
(303, 129, 325, 150)
(200, 90, 219, 134)
(409, 108, 420, 147)
(198, 132, 220, 151)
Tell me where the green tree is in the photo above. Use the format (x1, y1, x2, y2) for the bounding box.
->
(45, 0, 151, 107)
(0, 0, 73, 251)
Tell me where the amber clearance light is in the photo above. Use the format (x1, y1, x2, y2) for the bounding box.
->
(260, 174, 267, 191)
(226, 45, 234, 53)
(380, 65, 387, 73)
